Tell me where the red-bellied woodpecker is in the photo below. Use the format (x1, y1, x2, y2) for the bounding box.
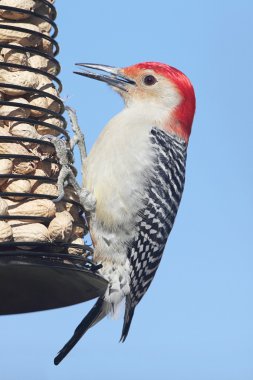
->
(54, 62, 196, 365)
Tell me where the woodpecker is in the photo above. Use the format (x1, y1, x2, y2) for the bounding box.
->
(54, 61, 196, 365)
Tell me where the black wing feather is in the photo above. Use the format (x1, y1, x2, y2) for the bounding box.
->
(120, 128, 187, 341)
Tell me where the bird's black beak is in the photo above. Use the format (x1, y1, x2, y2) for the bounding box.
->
(74, 63, 136, 91)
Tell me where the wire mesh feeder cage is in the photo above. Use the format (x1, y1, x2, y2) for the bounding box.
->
(0, 0, 107, 315)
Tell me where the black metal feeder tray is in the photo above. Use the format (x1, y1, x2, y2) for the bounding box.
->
(0, 244, 108, 315)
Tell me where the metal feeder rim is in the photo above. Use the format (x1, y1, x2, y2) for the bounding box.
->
(0, 83, 64, 114)
(0, 135, 68, 146)
(0, 215, 52, 223)
(0, 173, 58, 182)
(0, 100, 65, 124)
(0, 5, 58, 39)
(0, 154, 77, 176)
(0, 117, 68, 138)
(40, 0, 57, 20)
(0, 244, 93, 258)
(0, 193, 85, 212)
(0, 251, 98, 267)
(0, 43, 60, 73)
(0, 154, 59, 163)
(0, 24, 59, 56)
(0, 59, 62, 92)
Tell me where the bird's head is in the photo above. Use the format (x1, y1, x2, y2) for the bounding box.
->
(75, 62, 195, 142)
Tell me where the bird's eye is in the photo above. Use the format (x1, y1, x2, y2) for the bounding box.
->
(143, 75, 157, 86)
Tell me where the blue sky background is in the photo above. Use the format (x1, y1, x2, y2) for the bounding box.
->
(1, 1, 253, 379)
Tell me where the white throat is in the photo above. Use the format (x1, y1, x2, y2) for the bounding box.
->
(122, 100, 170, 130)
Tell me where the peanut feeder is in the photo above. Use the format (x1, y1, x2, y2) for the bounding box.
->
(0, 0, 107, 315)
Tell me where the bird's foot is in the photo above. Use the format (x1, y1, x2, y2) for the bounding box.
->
(39, 135, 76, 202)
(39, 107, 95, 212)
(78, 188, 96, 213)
(66, 106, 87, 159)
(65, 106, 96, 213)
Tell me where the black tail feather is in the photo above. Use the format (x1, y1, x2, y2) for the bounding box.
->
(120, 296, 135, 343)
(54, 298, 105, 365)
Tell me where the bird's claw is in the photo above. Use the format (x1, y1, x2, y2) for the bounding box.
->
(79, 188, 96, 213)
(45, 106, 94, 213)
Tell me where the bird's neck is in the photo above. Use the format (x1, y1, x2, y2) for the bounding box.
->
(122, 101, 169, 128)
(120, 101, 188, 143)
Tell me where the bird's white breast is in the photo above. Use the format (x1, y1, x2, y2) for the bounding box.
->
(84, 107, 156, 232)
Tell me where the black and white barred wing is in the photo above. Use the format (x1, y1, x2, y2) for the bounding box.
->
(121, 127, 187, 341)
